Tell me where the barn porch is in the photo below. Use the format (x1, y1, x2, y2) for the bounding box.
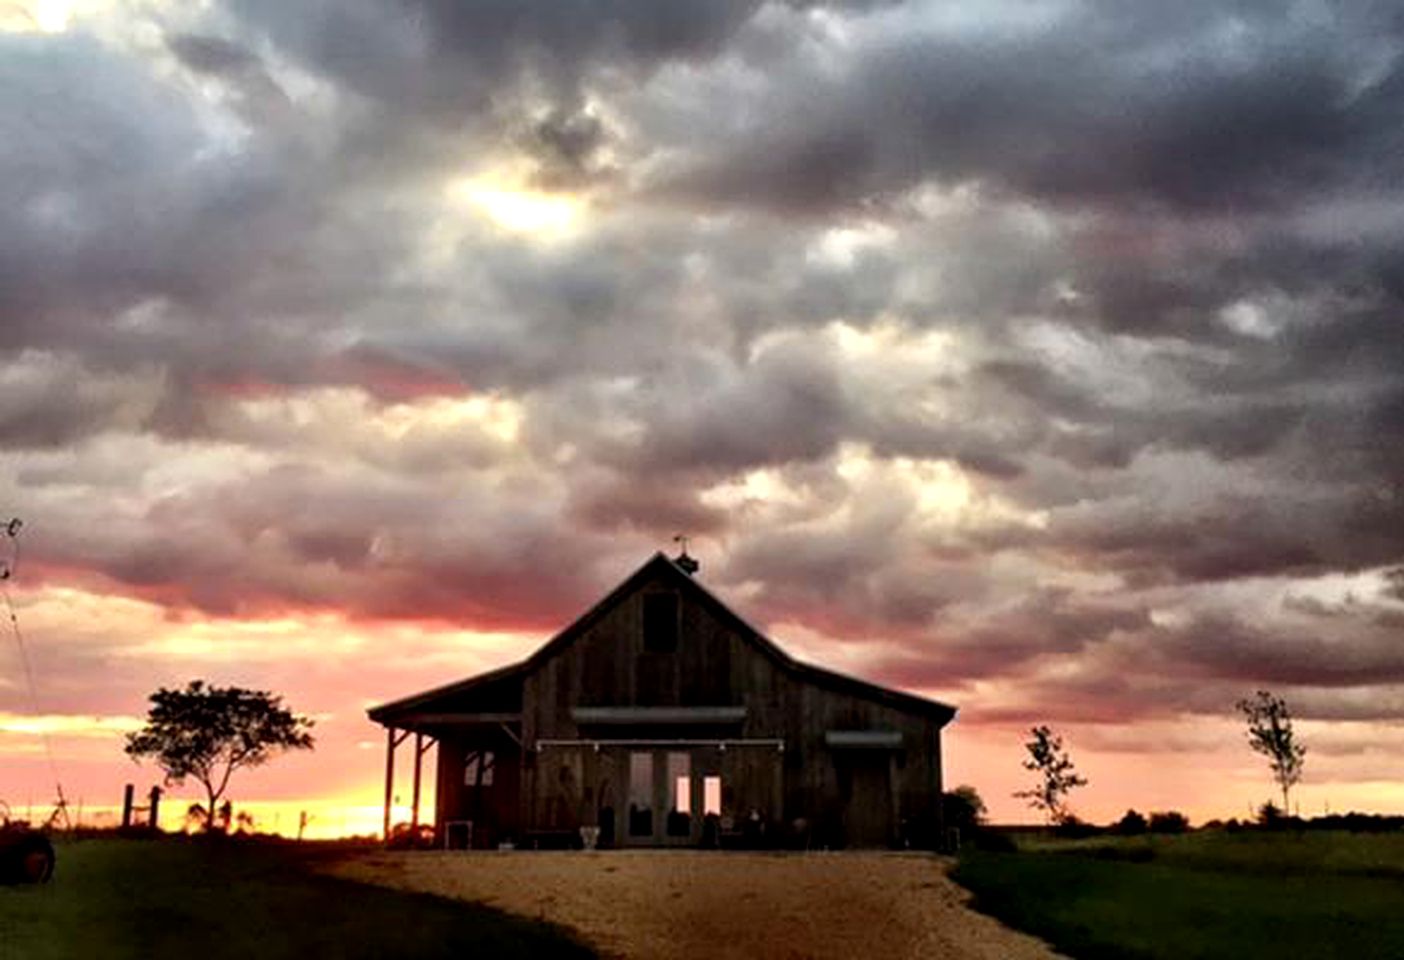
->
(371, 662, 527, 848)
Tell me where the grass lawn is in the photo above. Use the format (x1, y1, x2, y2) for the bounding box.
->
(952, 830, 1404, 960)
(0, 837, 596, 960)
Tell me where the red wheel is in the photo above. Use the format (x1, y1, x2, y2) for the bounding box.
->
(20, 844, 54, 883)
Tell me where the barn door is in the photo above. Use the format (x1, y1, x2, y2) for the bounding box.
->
(624, 749, 700, 846)
(839, 755, 893, 847)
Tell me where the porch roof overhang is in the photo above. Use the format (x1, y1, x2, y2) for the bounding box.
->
(381, 711, 522, 732)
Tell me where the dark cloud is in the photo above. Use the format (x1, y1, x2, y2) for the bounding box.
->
(658, 3, 1404, 218)
(520, 107, 616, 190)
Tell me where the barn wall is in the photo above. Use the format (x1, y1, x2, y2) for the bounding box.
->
(781, 684, 945, 846)
(511, 563, 946, 847)
(432, 730, 521, 848)
(522, 565, 785, 741)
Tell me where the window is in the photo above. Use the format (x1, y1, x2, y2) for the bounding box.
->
(464, 750, 494, 787)
(667, 752, 691, 837)
(643, 593, 679, 653)
(628, 752, 654, 837)
(703, 775, 722, 816)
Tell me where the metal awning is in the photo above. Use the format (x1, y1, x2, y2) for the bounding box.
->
(824, 730, 904, 750)
(571, 706, 747, 726)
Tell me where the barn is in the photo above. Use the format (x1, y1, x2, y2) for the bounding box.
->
(368, 551, 956, 849)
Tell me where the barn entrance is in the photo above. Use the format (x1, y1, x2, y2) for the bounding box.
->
(624, 749, 705, 846)
(618, 742, 785, 847)
(838, 754, 893, 847)
(536, 738, 784, 847)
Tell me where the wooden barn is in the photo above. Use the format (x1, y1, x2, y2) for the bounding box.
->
(368, 551, 956, 849)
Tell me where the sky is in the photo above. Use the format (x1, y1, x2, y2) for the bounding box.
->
(2, 0, 1403, 835)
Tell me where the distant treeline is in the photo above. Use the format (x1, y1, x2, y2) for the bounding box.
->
(988, 811, 1404, 836)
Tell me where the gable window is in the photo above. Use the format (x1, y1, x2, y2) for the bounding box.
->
(643, 593, 679, 653)
(464, 749, 494, 787)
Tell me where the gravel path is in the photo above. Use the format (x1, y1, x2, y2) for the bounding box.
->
(326, 851, 1061, 960)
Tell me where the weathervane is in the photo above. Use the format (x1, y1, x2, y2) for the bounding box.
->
(672, 533, 699, 575)
(1, 518, 20, 581)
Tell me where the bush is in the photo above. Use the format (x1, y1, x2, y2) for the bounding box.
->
(970, 830, 1019, 853)
(387, 822, 436, 850)
(1149, 811, 1190, 834)
(1053, 815, 1100, 839)
(1114, 810, 1148, 835)
(943, 786, 987, 834)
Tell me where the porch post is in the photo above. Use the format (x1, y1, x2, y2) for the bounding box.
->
(411, 732, 423, 833)
(383, 726, 397, 843)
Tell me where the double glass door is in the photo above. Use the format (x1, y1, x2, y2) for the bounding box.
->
(624, 748, 722, 845)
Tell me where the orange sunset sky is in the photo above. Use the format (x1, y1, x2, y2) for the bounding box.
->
(4, 1, 1404, 836)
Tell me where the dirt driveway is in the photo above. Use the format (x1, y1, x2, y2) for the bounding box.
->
(326, 850, 1060, 960)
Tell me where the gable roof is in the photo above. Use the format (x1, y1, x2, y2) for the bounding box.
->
(368, 552, 957, 726)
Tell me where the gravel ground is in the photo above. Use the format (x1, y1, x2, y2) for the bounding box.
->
(326, 850, 1062, 960)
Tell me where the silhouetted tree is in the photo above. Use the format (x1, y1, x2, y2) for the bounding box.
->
(125, 681, 314, 831)
(1014, 725, 1087, 824)
(1237, 690, 1306, 813)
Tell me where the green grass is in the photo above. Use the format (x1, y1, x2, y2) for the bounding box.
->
(0, 837, 596, 960)
(953, 830, 1404, 960)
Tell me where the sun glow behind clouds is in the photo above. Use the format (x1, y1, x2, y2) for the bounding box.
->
(447, 170, 586, 240)
(0, 0, 71, 32)
(0, 712, 142, 736)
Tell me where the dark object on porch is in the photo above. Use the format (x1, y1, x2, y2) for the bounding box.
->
(387, 822, 436, 850)
(369, 552, 956, 849)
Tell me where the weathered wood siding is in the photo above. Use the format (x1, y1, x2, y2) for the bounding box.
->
(507, 563, 946, 847)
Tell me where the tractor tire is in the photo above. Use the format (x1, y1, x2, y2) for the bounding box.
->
(2, 832, 54, 884)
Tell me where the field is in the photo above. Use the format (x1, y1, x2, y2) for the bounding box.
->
(0, 838, 594, 960)
(953, 830, 1404, 960)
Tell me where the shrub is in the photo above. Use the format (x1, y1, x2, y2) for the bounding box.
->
(1053, 815, 1100, 839)
(1148, 811, 1190, 834)
(970, 830, 1019, 853)
(943, 786, 988, 834)
(1258, 801, 1283, 829)
(1114, 809, 1148, 835)
(387, 822, 436, 850)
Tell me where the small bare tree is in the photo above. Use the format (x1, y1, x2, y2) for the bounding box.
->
(1237, 690, 1306, 813)
(1014, 725, 1087, 824)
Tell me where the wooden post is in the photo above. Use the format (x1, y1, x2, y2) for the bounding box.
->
(888, 753, 901, 849)
(383, 726, 397, 843)
(148, 786, 162, 831)
(410, 732, 423, 834)
(121, 784, 134, 829)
